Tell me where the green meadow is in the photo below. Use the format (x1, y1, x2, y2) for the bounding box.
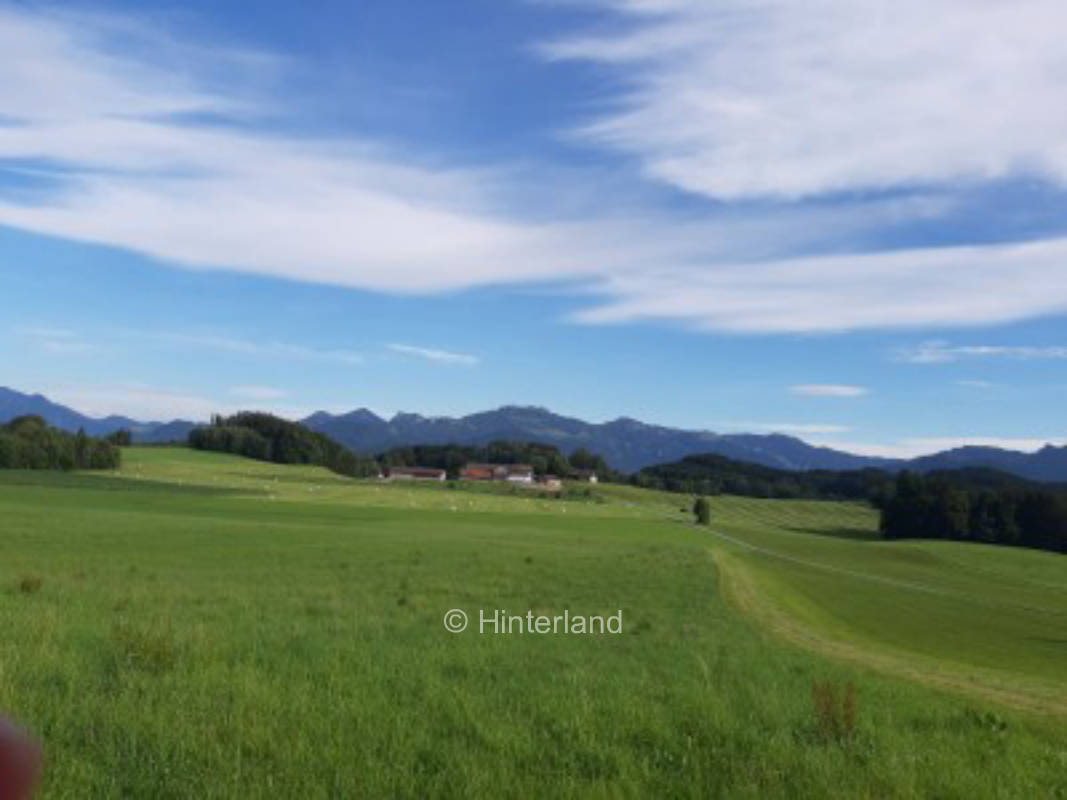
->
(1, 447, 1065, 798)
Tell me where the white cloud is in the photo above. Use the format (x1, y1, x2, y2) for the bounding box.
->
(387, 343, 479, 366)
(810, 436, 1067, 460)
(955, 380, 998, 389)
(2, 4, 1067, 336)
(572, 236, 1067, 332)
(898, 340, 1067, 364)
(0, 6, 572, 292)
(542, 0, 1067, 199)
(229, 385, 288, 400)
(789, 384, 868, 398)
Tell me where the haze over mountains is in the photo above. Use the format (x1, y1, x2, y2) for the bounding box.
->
(3, 386, 1066, 480)
(302, 405, 893, 473)
(0, 388, 196, 443)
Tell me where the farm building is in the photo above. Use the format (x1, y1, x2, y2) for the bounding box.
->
(386, 466, 446, 481)
(505, 465, 534, 484)
(537, 475, 563, 490)
(460, 463, 535, 484)
(459, 463, 498, 481)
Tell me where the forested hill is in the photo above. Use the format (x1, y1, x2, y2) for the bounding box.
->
(638, 451, 1067, 555)
(880, 470, 1067, 555)
(635, 452, 890, 500)
(188, 413, 379, 478)
(634, 451, 1061, 502)
(0, 415, 120, 470)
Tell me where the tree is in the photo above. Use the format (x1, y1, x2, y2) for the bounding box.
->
(881, 471, 929, 540)
(571, 447, 607, 473)
(693, 496, 711, 526)
(927, 480, 970, 540)
(106, 429, 132, 447)
(74, 428, 89, 468)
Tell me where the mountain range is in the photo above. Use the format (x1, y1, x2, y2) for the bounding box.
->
(3, 386, 1066, 480)
(302, 405, 896, 473)
(0, 387, 196, 443)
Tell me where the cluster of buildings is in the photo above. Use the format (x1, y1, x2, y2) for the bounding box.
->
(386, 462, 595, 490)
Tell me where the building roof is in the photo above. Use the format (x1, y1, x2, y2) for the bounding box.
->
(462, 462, 533, 473)
(389, 466, 446, 477)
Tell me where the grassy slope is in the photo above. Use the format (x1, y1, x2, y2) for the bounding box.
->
(705, 496, 1067, 699)
(0, 447, 1063, 798)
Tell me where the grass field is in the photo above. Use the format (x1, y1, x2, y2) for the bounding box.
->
(1, 447, 1065, 797)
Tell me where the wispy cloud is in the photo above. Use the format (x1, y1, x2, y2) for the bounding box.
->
(955, 380, 998, 389)
(229, 385, 288, 400)
(789, 384, 868, 398)
(42, 381, 323, 422)
(14, 325, 96, 354)
(387, 343, 479, 366)
(541, 0, 1067, 200)
(15, 325, 365, 365)
(159, 334, 363, 365)
(571, 237, 1067, 333)
(897, 341, 1067, 364)
(721, 421, 851, 435)
(42, 383, 222, 422)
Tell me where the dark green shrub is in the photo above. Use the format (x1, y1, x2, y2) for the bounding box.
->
(693, 496, 711, 526)
(18, 575, 42, 594)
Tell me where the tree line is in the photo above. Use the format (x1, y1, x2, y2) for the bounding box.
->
(188, 412, 380, 478)
(879, 471, 1067, 554)
(634, 451, 1066, 554)
(634, 453, 889, 501)
(0, 415, 120, 470)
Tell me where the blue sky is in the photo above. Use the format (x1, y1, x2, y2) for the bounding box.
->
(2, 0, 1067, 457)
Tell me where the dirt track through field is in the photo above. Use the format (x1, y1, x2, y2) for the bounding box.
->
(707, 537, 1067, 717)
(707, 528, 1067, 619)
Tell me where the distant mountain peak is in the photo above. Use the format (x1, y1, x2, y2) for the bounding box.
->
(340, 408, 383, 424)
